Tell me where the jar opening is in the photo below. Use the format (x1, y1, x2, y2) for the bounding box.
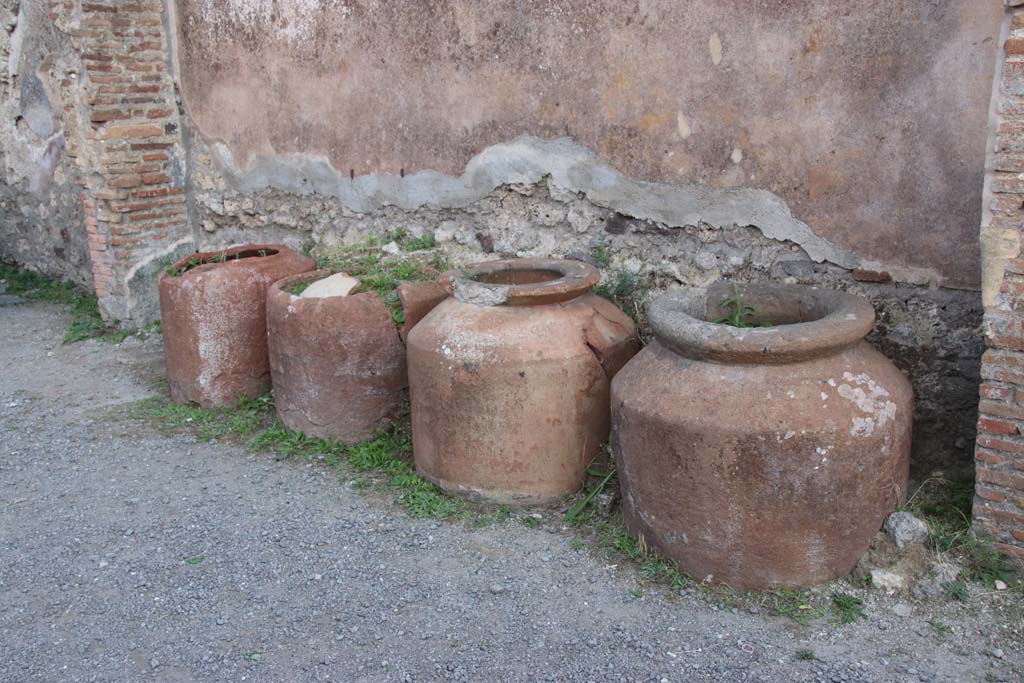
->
(200, 247, 279, 265)
(649, 282, 876, 364)
(704, 282, 829, 328)
(472, 268, 564, 287)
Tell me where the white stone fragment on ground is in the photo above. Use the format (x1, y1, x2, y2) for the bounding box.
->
(995, 579, 1008, 591)
(884, 511, 929, 549)
(892, 602, 913, 618)
(381, 240, 401, 255)
(299, 273, 359, 299)
(871, 568, 905, 593)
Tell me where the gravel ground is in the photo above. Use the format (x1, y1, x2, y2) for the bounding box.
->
(0, 300, 1022, 683)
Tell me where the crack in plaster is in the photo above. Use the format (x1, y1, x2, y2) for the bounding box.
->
(210, 136, 860, 270)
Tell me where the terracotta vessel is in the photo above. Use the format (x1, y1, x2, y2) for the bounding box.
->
(611, 282, 913, 590)
(266, 269, 407, 443)
(407, 258, 640, 505)
(159, 244, 314, 408)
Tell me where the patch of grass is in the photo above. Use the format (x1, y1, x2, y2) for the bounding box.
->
(904, 476, 1020, 591)
(759, 589, 826, 624)
(319, 241, 441, 325)
(128, 394, 272, 441)
(929, 620, 952, 637)
(165, 255, 199, 277)
(403, 233, 437, 252)
(0, 262, 127, 343)
(134, 393, 463, 521)
(520, 515, 542, 529)
(829, 592, 866, 624)
(345, 424, 464, 519)
(594, 268, 650, 338)
(564, 465, 616, 525)
(590, 242, 611, 267)
(944, 579, 969, 602)
(286, 281, 312, 296)
(795, 649, 818, 662)
(468, 506, 512, 529)
(593, 515, 687, 590)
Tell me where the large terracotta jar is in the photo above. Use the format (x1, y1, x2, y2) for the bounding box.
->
(159, 244, 314, 408)
(407, 258, 641, 505)
(611, 282, 913, 590)
(266, 269, 408, 443)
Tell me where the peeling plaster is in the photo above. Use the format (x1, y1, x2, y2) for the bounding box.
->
(213, 136, 861, 270)
(981, 225, 1021, 307)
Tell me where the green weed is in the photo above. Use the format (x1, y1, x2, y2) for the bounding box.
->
(904, 477, 1020, 591)
(564, 465, 616, 525)
(759, 589, 826, 624)
(795, 649, 818, 662)
(165, 255, 199, 277)
(594, 268, 650, 337)
(403, 233, 437, 251)
(128, 394, 272, 441)
(829, 592, 866, 624)
(715, 287, 770, 328)
(944, 580, 969, 602)
(591, 242, 611, 267)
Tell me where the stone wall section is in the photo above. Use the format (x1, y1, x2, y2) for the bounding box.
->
(975, 2, 1024, 559)
(47, 0, 192, 324)
(0, 0, 91, 287)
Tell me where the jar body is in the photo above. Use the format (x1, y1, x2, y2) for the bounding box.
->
(408, 293, 638, 505)
(266, 270, 407, 443)
(159, 245, 314, 408)
(612, 338, 912, 589)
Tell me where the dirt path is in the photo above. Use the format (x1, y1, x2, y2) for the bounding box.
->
(0, 300, 1020, 683)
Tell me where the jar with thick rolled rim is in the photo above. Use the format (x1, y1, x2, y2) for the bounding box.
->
(611, 282, 913, 589)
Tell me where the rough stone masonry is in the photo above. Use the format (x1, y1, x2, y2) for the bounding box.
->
(0, 2, 1005, 480)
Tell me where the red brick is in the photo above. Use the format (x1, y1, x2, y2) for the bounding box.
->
(98, 123, 163, 140)
(979, 416, 1020, 436)
(977, 467, 1024, 491)
(980, 383, 1013, 400)
(977, 486, 1008, 503)
(107, 174, 142, 189)
(977, 434, 1024, 454)
(976, 450, 1008, 465)
(994, 543, 1024, 558)
(141, 172, 172, 185)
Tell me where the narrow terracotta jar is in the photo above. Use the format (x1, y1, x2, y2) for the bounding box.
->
(159, 244, 314, 408)
(407, 258, 640, 505)
(611, 282, 913, 590)
(266, 269, 407, 443)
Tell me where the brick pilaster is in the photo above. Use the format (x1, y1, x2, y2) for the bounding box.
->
(48, 0, 193, 324)
(975, 2, 1024, 559)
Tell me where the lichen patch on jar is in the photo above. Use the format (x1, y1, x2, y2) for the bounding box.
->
(836, 371, 898, 437)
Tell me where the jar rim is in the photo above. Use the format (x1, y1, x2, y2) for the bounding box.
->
(648, 282, 875, 364)
(446, 258, 600, 306)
